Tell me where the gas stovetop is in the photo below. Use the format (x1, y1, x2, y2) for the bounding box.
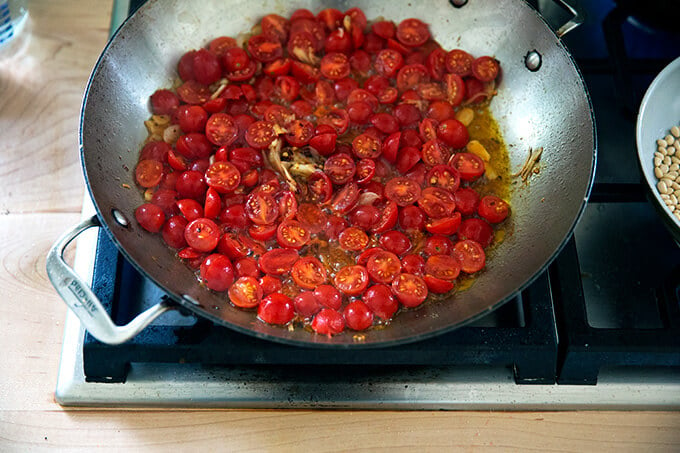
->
(56, 0, 680, 408)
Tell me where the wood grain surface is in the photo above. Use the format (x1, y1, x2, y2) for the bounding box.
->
(0, 1, 679, 451)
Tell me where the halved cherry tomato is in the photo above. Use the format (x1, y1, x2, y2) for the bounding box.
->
(200, 253, 234, 291)
(264, 58, 292, 77)
(385, 177, 422, 206)
(453, 240, 486, 273)
(344, 300, 374, 331)
(379, 230, 411, 255)
(426, 164, 460, 192)
(277, 190, 298, 221)
(421, 139, 449, 167)
(276, 220, 311, 249)
(445, 49, 473, 76)
(375, 49, 404, 78)
(177, 198, 204, 221)
(307, 171, 333, 203)
(318, 8, 344, 31)
(226, 60, 257, 82)
(205, 113, 238, 146)
(445, 73, 465, 107)
(449, 152, 485, 181)
(228, 276, 263, 308)
(309, 132, 337, 156)
(458, 218, 494, 248)
(258, 248, 300, 275)
(339, 226, 369, 251)
(424, 234, 454, 256)
(320, 52, 350, 80)
(391, 273, 428, 307)
(205, 161, 241, 193)
(209, 36, 238, 57)
(427, 48, 446, 81)
(184, 218, 220, 252)
(135, 160, 163, 188)
(311, 308, 345, 335)
(331, 182, 360, 214)
(284, 119, 314, 147)
(217, 233, 248, 259)
(245, 192, 279, 225)
(192, 49, 222, 85)
(177, 80, 211, 105)
(248, 224, 277, 241)
(418, 187, 457, 219)
(401, 254, 425, 275)
(135, 203, 165, 233)
(294, 291, 321, 318)
(453, 187, 480, 215)
(274, 75, 300, 103)
(291, 256, 328, 289)
(396, 18, 430, 47)
(245, 121, 277, 149)
(317, 108, 350, 134)
(478, 195, 510, 223)
(258, 293, 294, 325)
(396, 64, 430, 91)
(150, 89, 179, 115)
(314, 284, 343, 310)
(382, 132, 401, 163)
(261, 14, 289, 43)
(363, 284, 399, 320)
(234, 257, 260, 279)
(324, 153, 356, 184)
(425, 254, 461, 281)
(259, 275, 283, 295)
(423, 275, 454, 294)
(472, 56, 500, 82)
(425, 212, 461, 235)
(247, 34, 283, 62)
(351, 133, 382, 159)
(367, 250, 402, 284)
(334, 265, 369, 296)
(372, 20, 395, 39)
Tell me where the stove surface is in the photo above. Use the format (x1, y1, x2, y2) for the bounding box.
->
(56, 0, 680, 408)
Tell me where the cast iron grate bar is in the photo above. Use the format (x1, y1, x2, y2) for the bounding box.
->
(550, 238, 680, 385)
(84, 229, 557, 384)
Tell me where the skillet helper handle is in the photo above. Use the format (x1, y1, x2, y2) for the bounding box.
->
(46, 215, 173, 345)
(552, 0, 584, 38)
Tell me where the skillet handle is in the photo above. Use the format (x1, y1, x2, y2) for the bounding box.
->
(46, 215, 174, 345)
(552, 0, 584, 38)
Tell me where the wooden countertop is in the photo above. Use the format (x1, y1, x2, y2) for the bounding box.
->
(1, 1, 679, 450)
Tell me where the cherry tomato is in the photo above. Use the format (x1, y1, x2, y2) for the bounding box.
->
(382, 132, 401, 163)
(258, 248, 300, 275)
(458, 218, 494, 248)
(162, 215, 188, 248)
(453, 239, 486, 273)
(245, 121, 277, 149)
(339, 226, 369, 251)
(135, 160, 163, 188)
(204, 113, 238, 147)
(366, 250, 402, 284)
(363, 284, 399, 320)
(317, 108, 350, 134)
(320, 52, 350, 80)
(177, 80, 211, 105)
(379, 230, 411, 255)
(426, 213, 462, 235)
(450, 152, 485, 181)
(245, 192, 279, 225)
(371, 200, 399, 234)
(391, 273, 428, 308)
(287, 257, 327, 293)
(150, 89, 179, 115)
(423, 275, 455, 294)
(199, 253, 235, 292)
(375, 49, 404, 78)
(219, 204, 248, 230)
(135, 203, 165, 233)
(307, 171, 333, 203)
(331, 182, 360, 214)
(417, 82, 446, 101)
(437, 119, 469, 149)
(259, 275, 283, 295)
(276, 220, 311, 249)
(209, 36, 238, 56)
(396, 18, 430, 47)
(291, 61, 321, 84)
(464, 77, 487, 103)
(258, 293, 294, 325)
(347, 101, 373, 124)
(311, 308, 345, 335)
(427, 101, 455, 122)
(396, 64, 429, 92)
(472, 56, 500, 82)
(370, 112, 399, 135)
(478, 195, 510, 223)
(424, 234, 454, 256)
(205, 161, 240, 193)
(421, 139, 450, 167)
(453, 187, 480, 215)
(401, 254, 425, 275)
(217, 233, 248, 259)
(228, 276, 263, 308)
(427, 48, 446, 81)
(261, 14, 289, 43)
(177, 198, 204, 221)
(418, 187, 457, 219)
(324, 153, 356, 184)
(343, 300, 374, 331)
(140, 141, 170, 162)
(284, 119, 314, 147)
(425, 255, 461, 281)
(264, 58, 292, 77)
(398, 205, 426, 231)
(394, 103, 421, 127)
(247, 34, 283, 62)
(445, 73, 465, 107)
(334, 265, 369, 296)
(176, 133, 212, 159)
(248, 224, 277, 241)
(277, 190, 298, 221)
(294, 291, 321, 318)
(384, 177, 422, 206)
(274, 75, 300, 103)
(184, 218, 220, 252)
(355, 158, 376, 185)
(314, 284, 343, 310)
(309, 132, 337, 156)
(372, 20, 395, 39)
(445, 49, 473, 76)
(234, 257, 260, 279)
(192, 49, 222, 85)
(426, 164, 460, 192)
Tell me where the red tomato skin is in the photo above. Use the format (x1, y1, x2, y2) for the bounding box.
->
(379, 230, 412, 255)
(344, 300, 374, 331)
(258, 293, 295, 325)
(391, 273, 428, 308)
(424, 235, 455, 256)
(200, 253, 235, 291)
(234, 257, 260, 279)
(458, 218, 494, 248)
(135, 203, 165, 233)
(401, 254, 425, 275)
(311, 308, 346, 335)
(453, 187, 480, 215)
(259, 275, 283, 295)
(453, 239, 486, 273)
(423, 275, 455, 294)
(162, 215, 188, 248)
(363, 284, 399, 320)
(437, 119, 469, 149)
(313, 284, 343, 310)
(294, 292, 321, 318)
(478, 195, 510, 223)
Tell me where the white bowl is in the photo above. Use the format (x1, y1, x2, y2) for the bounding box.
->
(636, 56, 680, 240)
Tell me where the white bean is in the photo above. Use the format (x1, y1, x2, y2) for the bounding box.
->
(658, 139, 668, 148)
(666, 171, 678, 179)
(658, 180, 670, 194)
(666, 135, 676, 145)
(655, 167, 665, 178)
(672, 126, 680, 138)
(660, 164, 670, 173)
(655, 156, 663, 166)
(664, 156, 672, 165)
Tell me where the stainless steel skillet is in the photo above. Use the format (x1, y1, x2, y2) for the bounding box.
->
(47, 0, 595, 347)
